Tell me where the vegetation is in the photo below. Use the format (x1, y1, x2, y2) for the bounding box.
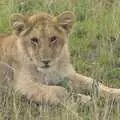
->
(0, 0, 120, 119)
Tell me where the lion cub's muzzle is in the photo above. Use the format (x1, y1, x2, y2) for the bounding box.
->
(41, 59, 51, 68)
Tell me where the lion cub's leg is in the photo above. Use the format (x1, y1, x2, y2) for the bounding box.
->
(68, 72, 120, 98)
(15, 78, 68, 105)
(14, 69, 68, 105)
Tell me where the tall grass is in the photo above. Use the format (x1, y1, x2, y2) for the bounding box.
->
(0, 0, 120, 120)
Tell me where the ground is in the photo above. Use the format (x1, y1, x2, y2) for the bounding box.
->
(0, 0, 120, 120)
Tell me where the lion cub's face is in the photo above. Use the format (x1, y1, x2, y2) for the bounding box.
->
(10, 12, 74, 68)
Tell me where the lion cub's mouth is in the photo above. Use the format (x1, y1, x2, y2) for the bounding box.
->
(37, 64, 51, 72)
(41, 64, 50, 69)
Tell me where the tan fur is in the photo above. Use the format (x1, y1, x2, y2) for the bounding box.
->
(0, 11, 120, 105)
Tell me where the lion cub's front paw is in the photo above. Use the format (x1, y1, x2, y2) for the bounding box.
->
(46, 86, 68, 105)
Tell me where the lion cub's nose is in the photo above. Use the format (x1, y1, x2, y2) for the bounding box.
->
(41, 59, 50, 65)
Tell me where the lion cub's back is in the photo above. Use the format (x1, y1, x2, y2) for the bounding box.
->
(0, 34, 17, 59)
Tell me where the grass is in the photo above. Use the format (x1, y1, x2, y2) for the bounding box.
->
(0, 0, 120, 119)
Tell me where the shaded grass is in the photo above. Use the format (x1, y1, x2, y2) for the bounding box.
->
(0, 0, 120, 120)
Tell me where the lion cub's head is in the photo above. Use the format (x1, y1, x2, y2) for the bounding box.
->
(10, 11, 75, 68)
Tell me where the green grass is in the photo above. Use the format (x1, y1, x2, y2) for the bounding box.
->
(0, 0, 120, 120)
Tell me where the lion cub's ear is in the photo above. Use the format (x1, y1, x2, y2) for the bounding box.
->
(10, 14, 27, 35)
(56, 11, 75, 33)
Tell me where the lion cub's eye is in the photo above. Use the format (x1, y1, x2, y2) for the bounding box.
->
(31, 37, 39, 45)
(50, 36, 58, 44)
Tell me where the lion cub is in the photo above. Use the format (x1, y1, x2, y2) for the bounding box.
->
(0, 11, 120, 104)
